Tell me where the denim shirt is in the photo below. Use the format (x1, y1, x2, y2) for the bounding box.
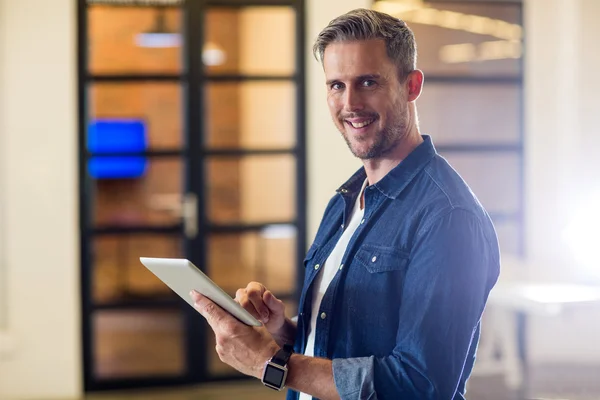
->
(287, 136, 500, 400)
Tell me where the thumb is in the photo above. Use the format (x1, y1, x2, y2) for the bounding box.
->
(263, 290, 285, 315)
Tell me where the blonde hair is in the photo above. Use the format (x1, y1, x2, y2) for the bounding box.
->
(313, 8, 417, 79)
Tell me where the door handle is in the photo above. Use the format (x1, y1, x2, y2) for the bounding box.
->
(182, 192, 198, 239)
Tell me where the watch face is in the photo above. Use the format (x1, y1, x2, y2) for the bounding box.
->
(263, 364, 285, 387)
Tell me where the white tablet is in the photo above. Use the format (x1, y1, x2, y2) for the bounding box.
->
(139, 257, 261, 327)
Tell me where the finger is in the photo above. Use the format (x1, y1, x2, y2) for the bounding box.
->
(235, 288, 262, 321)
(246, 284, 270, 322)
(263, 290, 285, 316)
(234, 288, 244, 303)
(246, 281, 267, 293)
(190, 290, 232, 328)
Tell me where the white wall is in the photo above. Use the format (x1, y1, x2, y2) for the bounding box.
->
(0, 0, 599, 398)
(0, 0, 6, 336)
(0, 1, 367, 398)
(306, 0, 368, 241)
(0, 0, 81, 399)
(524, 0, 600, 364)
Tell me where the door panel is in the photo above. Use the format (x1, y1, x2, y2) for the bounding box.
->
(81, 0, 304, 390)
(204, 6, 296, 76)
(204, 81, 296, 149)
(92, 234, 183, 304)
(207, 229, 297, 295)
(205, 155, 296, 224)
(93, 309, 186, 379)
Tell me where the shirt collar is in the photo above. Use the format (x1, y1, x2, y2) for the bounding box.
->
(336, 135, 438, 200)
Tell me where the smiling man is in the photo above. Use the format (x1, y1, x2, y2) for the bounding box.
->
(191, 8, 500, 400)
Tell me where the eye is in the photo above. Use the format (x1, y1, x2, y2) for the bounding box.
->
(330, 82, 344, 91)
(362, 79, 376, 87)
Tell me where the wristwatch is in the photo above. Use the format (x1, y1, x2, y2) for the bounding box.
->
(262, 343, 293, 391)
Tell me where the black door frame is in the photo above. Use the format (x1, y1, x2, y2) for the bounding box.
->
(77, 0, 306, 391)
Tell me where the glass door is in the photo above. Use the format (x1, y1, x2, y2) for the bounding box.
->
(78, 0, 306, 391)
(199, 1, 305, 377)
(80, 0, 192, 390)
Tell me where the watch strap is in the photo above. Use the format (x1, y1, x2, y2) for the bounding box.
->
(270, 343, 293, 366)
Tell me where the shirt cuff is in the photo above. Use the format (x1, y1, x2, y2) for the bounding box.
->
(332, 356, 378, 400)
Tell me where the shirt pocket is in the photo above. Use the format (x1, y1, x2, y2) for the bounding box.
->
(355, 244, 409, 273)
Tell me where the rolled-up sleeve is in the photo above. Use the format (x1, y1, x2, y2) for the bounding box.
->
(332, 207, 499, 399)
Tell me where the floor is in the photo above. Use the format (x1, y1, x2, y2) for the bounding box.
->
(84, 365, 600, 400)
(84, 305, 600, 400)
(86, 381, 285, 400)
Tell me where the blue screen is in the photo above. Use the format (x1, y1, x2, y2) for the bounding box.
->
(87, 119, 148, 179)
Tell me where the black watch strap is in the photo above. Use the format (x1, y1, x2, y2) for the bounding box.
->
(270, 343, 293, 366)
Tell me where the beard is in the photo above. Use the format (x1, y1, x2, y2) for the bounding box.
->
(339, 104, 409, 160)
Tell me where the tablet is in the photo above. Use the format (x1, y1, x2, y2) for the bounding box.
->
(139, 257, 261, 327)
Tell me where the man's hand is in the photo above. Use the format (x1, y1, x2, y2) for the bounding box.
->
(190, 290, 279, 379)
(234, 282, 287, 336)
(191, 289, 339, 399)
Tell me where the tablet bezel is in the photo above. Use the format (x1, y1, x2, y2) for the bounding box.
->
(139, 257, 261, 327)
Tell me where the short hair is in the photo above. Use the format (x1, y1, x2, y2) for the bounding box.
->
(313, 8, 417, 79)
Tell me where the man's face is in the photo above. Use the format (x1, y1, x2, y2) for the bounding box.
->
(323, 39, 409, 160)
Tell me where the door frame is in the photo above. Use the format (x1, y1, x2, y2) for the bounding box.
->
(77, 0, 307, 391)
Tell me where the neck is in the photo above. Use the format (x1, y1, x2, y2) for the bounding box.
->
(362, 126, 423, 186)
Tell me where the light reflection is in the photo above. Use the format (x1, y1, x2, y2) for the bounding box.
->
(439, 40, 521, 64)
(521, 284, 600, 304)
(376, 4, 523, 41)
(372, 0, 523, 65)
(563, 190, 600, 275)
(372, 0, 425, 15)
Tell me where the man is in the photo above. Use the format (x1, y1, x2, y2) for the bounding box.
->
(190, 8, 500, 400)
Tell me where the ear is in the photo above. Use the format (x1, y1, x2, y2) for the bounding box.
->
(406, 70, 424, 102)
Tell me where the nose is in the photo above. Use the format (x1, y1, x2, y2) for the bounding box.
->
(343, 87, 364, 112)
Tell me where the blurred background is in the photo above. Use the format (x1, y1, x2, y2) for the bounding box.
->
(1, 0, 599, 399)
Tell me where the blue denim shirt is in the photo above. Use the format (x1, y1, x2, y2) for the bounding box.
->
(287, 136, 500, 400)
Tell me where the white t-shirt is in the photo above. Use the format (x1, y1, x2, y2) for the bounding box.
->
(298, 179, 367, 400)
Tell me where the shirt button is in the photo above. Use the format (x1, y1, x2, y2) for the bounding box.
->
(339, 264, 344, 270)
(314, 264, 320, 270)
(341, 224, 344, 229)
(372, 256, 377, 262)
(320, 312, 327, 320)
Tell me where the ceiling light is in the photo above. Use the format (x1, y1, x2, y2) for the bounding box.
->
(135, 7, 180, 48)
(372, 0, 425, 14)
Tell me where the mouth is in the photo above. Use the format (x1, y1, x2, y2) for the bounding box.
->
(344, 117, 377, 130)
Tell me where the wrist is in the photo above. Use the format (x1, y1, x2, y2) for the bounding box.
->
(261, 343, 294, 391)
(256, 341, 280, 379)
(272, 317, 297, 346)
